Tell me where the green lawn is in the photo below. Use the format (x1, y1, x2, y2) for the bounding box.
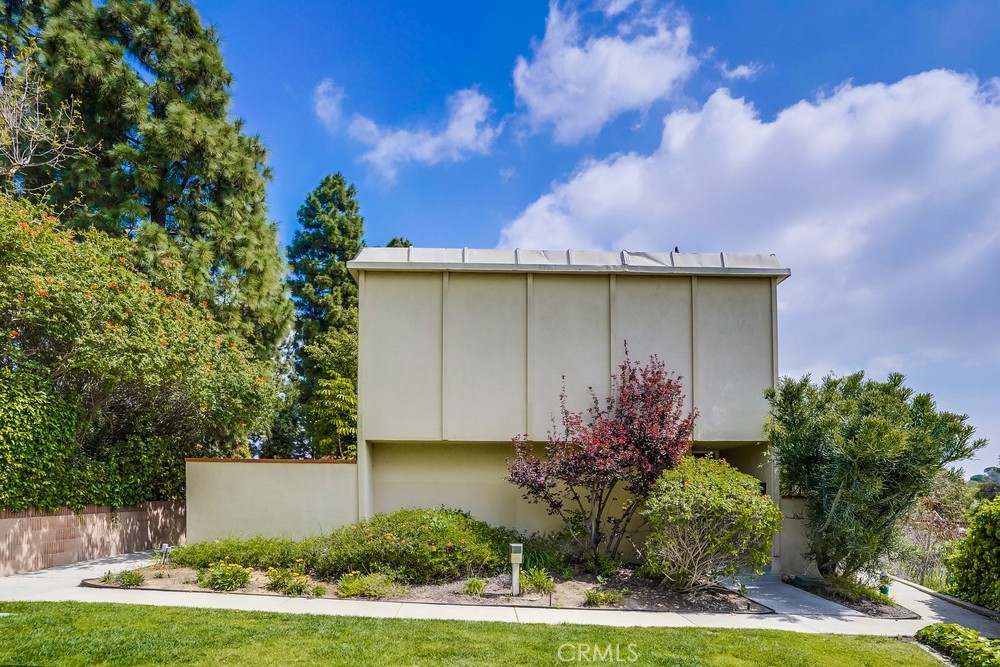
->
(0, 602, 937, 666)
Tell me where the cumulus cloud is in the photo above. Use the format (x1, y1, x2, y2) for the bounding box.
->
(719, 61, 763, 81)
(313, 78, 345, 131)
(349, 88, 501, 181)
(513, 1, 698, 143)
(501, 71, 1000, 457)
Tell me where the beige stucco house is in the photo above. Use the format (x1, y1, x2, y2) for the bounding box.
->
(347, 247, 788, 532)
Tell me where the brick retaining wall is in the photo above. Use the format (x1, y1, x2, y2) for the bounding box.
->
(0, 501, 185, 576)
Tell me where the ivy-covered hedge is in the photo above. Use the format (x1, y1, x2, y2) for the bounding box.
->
(916, 623, 1000, 667)
(0, 197, 278, 511)
(946, 498, 1000, 611)
(171, 508, 522, 584)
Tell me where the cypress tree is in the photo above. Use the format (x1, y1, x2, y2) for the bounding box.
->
(2, 0, 291, 353)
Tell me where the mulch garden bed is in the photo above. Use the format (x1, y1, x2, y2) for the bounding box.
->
(782, 575, 920, 619)
(83, 565, 769, 613)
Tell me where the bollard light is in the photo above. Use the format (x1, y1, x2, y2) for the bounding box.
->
(510, 543, 523, 596)
(159, 543, 172, 566)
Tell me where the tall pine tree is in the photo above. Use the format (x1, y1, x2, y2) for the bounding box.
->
(2, 0, 291, 353)
(284, 173, 409, 458)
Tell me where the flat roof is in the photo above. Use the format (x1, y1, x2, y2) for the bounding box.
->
(348, 247, 790, 281)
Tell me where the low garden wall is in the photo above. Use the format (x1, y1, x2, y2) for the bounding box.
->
(778, 497, 816, 577)
(0, 501, 185, 576)
(185, 459, 359, 543)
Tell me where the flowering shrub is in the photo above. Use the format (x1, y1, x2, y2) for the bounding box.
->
(200, 560, 252, 591)
(311, 508, 521, 583)
(0, 197, 278, 510)
(644, 456, 782, 592)
(507, 351, 695, 562)
(266, 560, 324, 597)
(916, 623, 1000, 667)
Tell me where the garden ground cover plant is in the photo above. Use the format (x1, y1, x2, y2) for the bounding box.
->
(0, 601, 944, 666)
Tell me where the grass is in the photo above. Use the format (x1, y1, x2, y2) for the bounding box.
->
(0, 601, 941, 666)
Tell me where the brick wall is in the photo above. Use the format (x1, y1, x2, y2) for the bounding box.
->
(0, 501, 185, 576)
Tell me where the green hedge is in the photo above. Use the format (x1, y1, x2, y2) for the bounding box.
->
(946, 498, 1000, 610)
(916, 623, 1000, 667)
(171, 508, 522, 584)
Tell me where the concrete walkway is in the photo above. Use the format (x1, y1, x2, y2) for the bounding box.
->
(2, 553, 998, 637)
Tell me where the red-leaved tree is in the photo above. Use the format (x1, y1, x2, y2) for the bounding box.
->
(507, 351, 696, 563)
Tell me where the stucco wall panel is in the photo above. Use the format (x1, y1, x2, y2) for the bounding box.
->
(695, 278, 774, 442)
(362, 272, 443, 441)
(445, 274, 528, 440)
(530, 275, 611, 438)
(186, 460, 358, 542)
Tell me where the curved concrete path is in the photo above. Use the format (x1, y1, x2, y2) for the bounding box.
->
(1, 552, 998, 637)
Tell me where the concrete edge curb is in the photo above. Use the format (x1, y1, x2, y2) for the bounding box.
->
(890, 575, 1000, 622)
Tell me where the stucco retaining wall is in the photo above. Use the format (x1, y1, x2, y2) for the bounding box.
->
(0, 501, 185, 576)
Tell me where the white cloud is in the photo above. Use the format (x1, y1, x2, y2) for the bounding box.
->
(313, 78, 345, 131)
(349, 88, 501, 181)
(719, 61, 763, 81)
(501, 70, 1000, 466)
(513, 1, 698, 143)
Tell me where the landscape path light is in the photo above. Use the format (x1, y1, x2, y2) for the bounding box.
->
(510, 543, 523, 596)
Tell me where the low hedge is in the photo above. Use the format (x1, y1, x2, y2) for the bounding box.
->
(171, 508, 521, 584)
(915, 623, 1000, 667)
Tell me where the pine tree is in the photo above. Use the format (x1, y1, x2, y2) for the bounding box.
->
(2, 0, 291, 353)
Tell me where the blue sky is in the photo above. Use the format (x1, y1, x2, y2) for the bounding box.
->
(197, 0, 1000, 473)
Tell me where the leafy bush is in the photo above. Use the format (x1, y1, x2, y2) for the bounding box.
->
(916, 623, 1000, 667)
(584, 588, 627, 607)
(519, 567, 555, 594)
(463, 577, 486, 597)
(172, 508, 521, 585)
(199, 560, 252, 591)
(265, 561, 323, 597)
(171, 537, 306, 571)
(946, 497, 1000, 610)
(0, 198, 279, 511)
(116, 570, 146, 589)
(310, 508, 521, 584)
(826, 575, 894, 606)
(766, 372, 984, 579)
(644, 456, 782, 592)
(336, 572, 394, 598)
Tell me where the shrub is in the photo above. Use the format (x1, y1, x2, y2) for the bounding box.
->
(200, 560, 252, 591)
(916, 623, 1000, 667)
(946, 497, 1000, 610)
(519, 567, 555, 594)
(644, 456, 782, 592)
(584, 588, 627, 607)
(826, 575, 894, 606)
(336, 572, 394, 598)
(463, 577, 486, 597)
(311, 508, 521, 584)
(171, 537, 306, 571)
(171, 508, 521, 585)
(265, 560, 324, 597)
(116, 570, 146, 589)
(507, 351, 696, 563)
(766, 372, 984, 579)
